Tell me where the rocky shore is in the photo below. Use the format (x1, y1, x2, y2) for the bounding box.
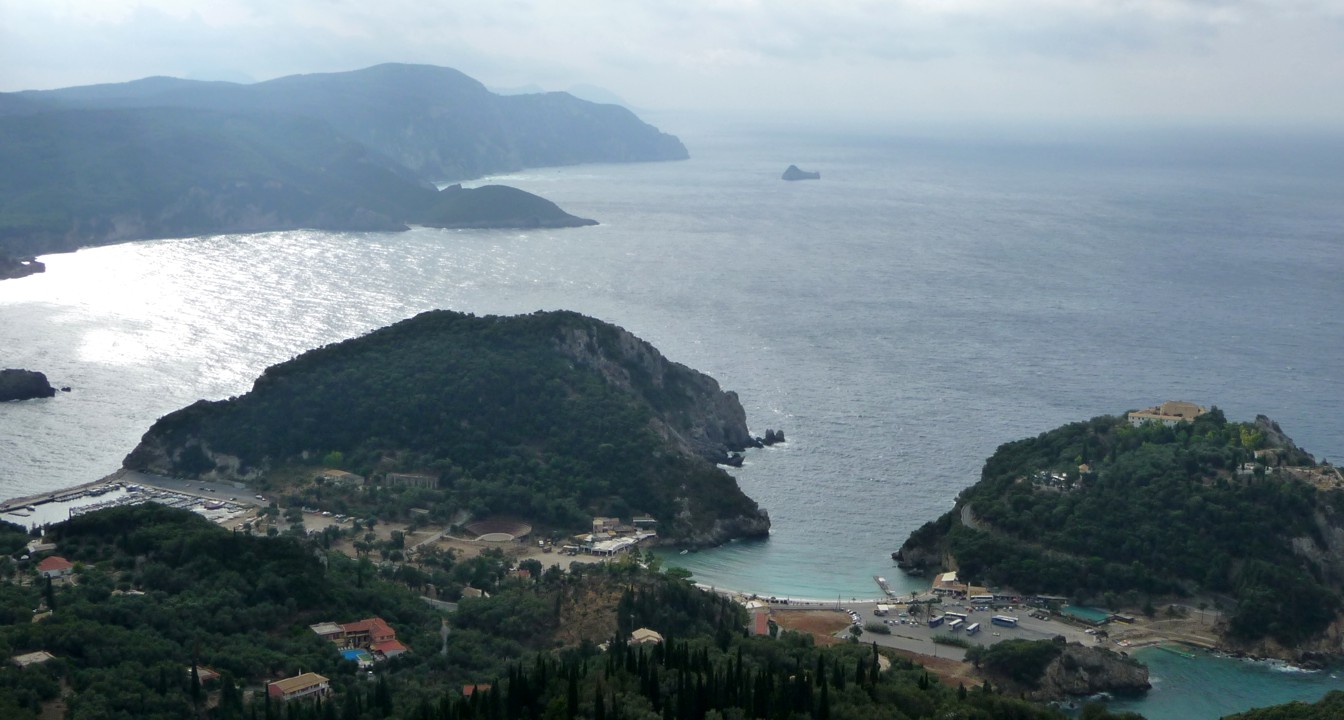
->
(0, 256, 45, 281)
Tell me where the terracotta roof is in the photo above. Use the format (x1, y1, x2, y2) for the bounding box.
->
(37, 556, 73, 572)
(463, 683, 492, 697)
(269, 672, 328, 694)
(372, 639, 408, 655)
(341, 617, 394, 637)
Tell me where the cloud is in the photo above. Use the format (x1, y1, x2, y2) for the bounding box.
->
(1, 0, 1341, 124)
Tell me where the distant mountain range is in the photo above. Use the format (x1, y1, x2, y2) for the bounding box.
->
(0, 64, 687, 261)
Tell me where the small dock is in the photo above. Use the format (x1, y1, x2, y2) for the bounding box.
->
(873, 575, 896, 597)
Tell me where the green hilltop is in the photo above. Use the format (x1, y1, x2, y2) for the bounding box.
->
(123, 310, 770, 546)
(897, 408, 1344, 657)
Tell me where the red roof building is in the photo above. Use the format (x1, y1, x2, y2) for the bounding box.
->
(37, 556, 73, 579)
(340, 617, 396, 648)
(463, 684, 492, 697)
(752, 611, 771, 636)
(372, 639, 408, 659)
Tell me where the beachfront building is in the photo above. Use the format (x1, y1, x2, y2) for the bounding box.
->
(37, 556, 73, 580)
(931, 571, 967, 596)
(1127, 401, 1207, 427)
(268, 672, 330, 703)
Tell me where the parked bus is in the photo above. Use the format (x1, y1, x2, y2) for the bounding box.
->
(948, 619, 964, 631)
(942, 611, 968, 622)
(991, 615, 1019, 627)
(969, 595, 994, 604)
(927, 616, 944, 628)
(965, 622, 981, 635)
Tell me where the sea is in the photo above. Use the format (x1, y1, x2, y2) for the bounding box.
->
(2, 119, 1343, 718)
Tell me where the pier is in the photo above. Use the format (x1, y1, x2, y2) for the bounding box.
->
(874, 575, 896, 597)
(2, 469, 259, 529)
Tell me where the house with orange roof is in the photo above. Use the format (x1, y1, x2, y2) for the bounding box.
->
(372, 639, 408, 659)
(37, 556, 73, 580)
(340, 617, 396, 648)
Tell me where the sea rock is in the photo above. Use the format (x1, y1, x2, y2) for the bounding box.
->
(0, 256, 45, 281)
(781, 165, 820, 181)
(1033, 643, 1150, 700)
(983, 642, 1151, 701)
(678, 511, 772, 548)
(762, 429, 786, 445)
(0, 369, 57, 401)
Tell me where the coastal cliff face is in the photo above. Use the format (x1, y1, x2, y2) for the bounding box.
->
(1030, 644, 1151, 700)
(553, 321, 756, 465)
(124, 310, 770, 545)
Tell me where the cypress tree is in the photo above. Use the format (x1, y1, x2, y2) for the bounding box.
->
(818, 678, 830, 720)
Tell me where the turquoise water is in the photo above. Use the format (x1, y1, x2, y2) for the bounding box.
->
(1061, 606, 1112, 624)
(2, 125, 1343, 717)
(1101, 648, 1344, 719)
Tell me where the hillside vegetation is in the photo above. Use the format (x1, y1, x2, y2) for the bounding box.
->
(124, 310, 770, 545)
(898, 409, 1344, 651)
(0, 505, 1145, 720)
(0, 63, 680, 261)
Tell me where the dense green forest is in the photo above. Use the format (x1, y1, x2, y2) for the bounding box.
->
(125, 310, 769, 543)
(419, 185, 596, 229)
(0, 504, 1155, 720)
(899, 410, 1341, 646)
(0, 63, 683, 261)
(1224, 691, 1344, 720)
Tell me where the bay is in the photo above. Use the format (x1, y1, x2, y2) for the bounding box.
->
(2, 123, 1343, 717)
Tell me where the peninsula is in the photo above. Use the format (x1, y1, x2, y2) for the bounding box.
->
(123, 310, 770, 546)
(0, 64, 684, 274)
(895, 405, 1344, 664)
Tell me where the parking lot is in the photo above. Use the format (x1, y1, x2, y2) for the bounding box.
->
(772, 598, 1102, 660)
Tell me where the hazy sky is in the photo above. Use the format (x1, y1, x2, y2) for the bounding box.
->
(3, 0, 1342, 126)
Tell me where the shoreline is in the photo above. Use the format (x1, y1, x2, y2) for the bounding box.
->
(0, 469, 127, 514)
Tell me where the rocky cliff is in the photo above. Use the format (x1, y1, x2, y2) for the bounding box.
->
(0, 368, 56, 401)
(1023, 643, 1150, 701)
(124, 310, 770, 545)
(552, 321, 756, 465)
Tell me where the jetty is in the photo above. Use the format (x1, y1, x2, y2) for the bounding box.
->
(873, 575, 896, 597)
